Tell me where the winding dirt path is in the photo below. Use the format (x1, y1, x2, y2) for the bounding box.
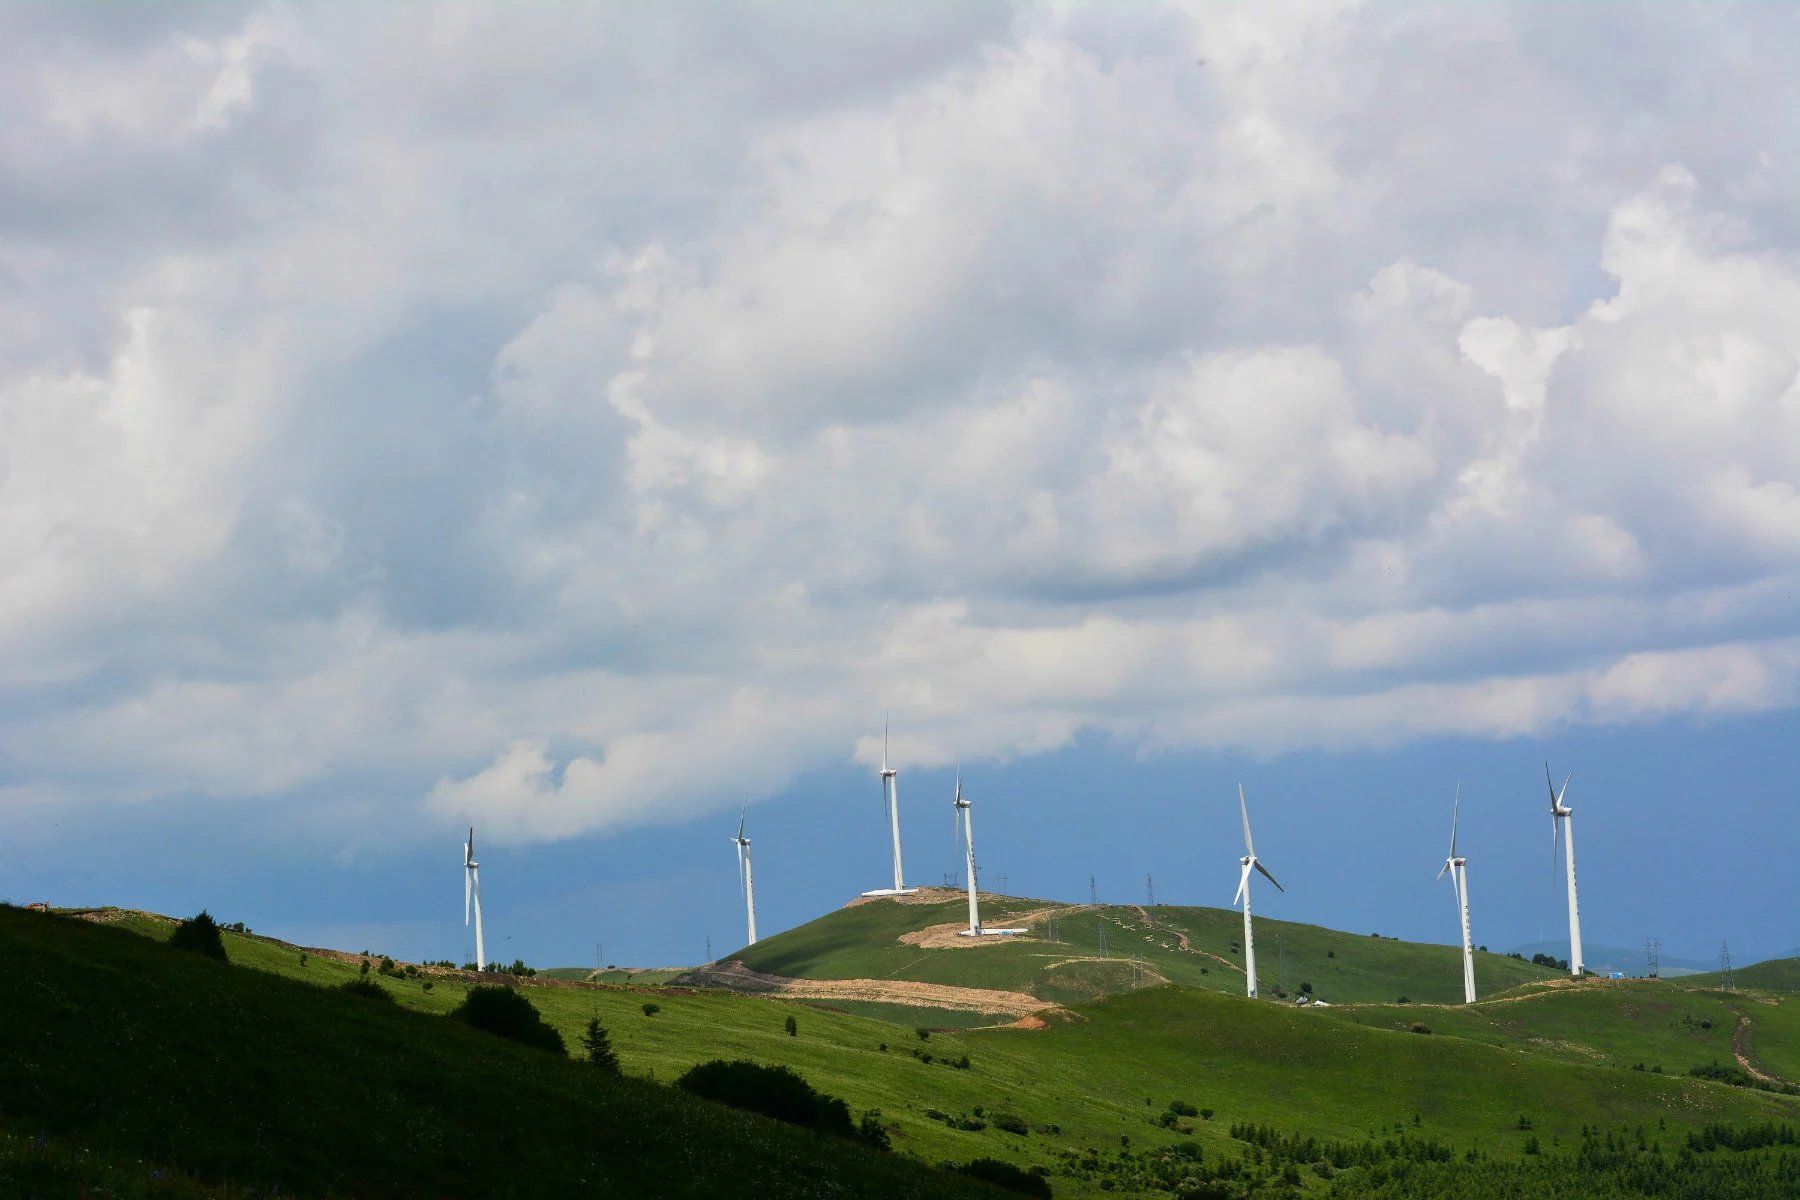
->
(1728, 1011, 1793, 1088)
(1131, 905, 1242, 974)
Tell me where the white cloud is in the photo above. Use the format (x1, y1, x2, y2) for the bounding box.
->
(3, 2, 1799, 847)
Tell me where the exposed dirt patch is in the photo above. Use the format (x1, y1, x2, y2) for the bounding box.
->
(1729, 1011, 1793, 1087)
(843, 886, 968, 908)
(679, 960, 1060, 1019)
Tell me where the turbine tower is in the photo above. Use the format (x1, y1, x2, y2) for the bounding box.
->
(733, 804, 758, 946)
(1437, 786, 1476, 1004)
(953, 774, 1025, 938)
(1232, 785, 1283, 998)
(463, 826, 486, 971)
(1546, 765, 1583, 976)
(861, 721, 918, 897)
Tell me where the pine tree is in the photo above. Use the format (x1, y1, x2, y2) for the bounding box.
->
(582, 1018, 620, 1073)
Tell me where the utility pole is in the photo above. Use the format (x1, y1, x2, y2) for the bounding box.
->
(1720, 941, 1735, 991)
(1645, 939, 1660, 980)
(1146, 874, 1156, 907)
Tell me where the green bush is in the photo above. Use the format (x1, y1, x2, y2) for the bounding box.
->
(642, 1002, 661, 1017)
(675, 1060, 854, 1138)
(167, 911, 228, 962)
(949, 1157, 1052, 1198)
(991, 1111, 1029, 1136)
(784, 1014, 798, 1037)
(339, 978, 394, 1003)
(450, 986, 566, 1055)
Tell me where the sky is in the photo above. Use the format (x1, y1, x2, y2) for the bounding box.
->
(1, 1, 1797, 971)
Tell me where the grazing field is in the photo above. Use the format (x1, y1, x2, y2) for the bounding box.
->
(38, 904, 1800, 1198)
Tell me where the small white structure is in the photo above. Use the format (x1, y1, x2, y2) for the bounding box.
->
(1546, 765, 1584, 976)
(861, 722, 919, 898)
(1437, 785, 1477, 1004)
(463, 826, 486, 970)
(1232, 785, 1284, 998)
(953, 774, 1025, 937)
(732, 804, 759, 946)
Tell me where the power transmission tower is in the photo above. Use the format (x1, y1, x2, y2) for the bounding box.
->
(995, 873, 1008, 894)
(705, 935, 712, 963)
(1089, 875, 1098, 906)
(1720, 941, 1735, 991)
(942, 871, 956, 887)
(1146, 874, 1156, 907)
(1645, 939, 1660, 979)
(1097, 920, 1107, 958)
(595, 942, 604, 972)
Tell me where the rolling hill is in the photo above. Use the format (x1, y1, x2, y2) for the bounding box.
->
(24, 901, 1800, 1198)
(0, 906, 1002, 1200)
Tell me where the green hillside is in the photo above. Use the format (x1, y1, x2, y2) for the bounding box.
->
(0, 906, 1000, 1200)
(1681, 957, 1800, 994)
(44, 905, 1800, 1198)
(728, 892, 1562, 1012)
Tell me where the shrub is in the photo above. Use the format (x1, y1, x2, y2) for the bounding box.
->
(1168, 1100, 1199, 1117)
(1410, 1023, 1432, 1035)
(450, 986, 566, 1055)
(1300, 981, 1313, 994)
(1396, 996, 1410, 1004)
(857, 1110, 892, 1150)
(378, 955, 397, 975)
(581, 1018, 621, 1073)
(916, 1027, 931, 1040)
(675, 1060, 854, 1138)
(784, 1014, 798, 1037)
(422, 980, 433, 992)
(992, 1111, 1029, 1135)
(1199, 1108, 1213, 1121)
(339, 978, 394, 1003)
(950, 1158, 1052, 1198)
(359, 958, 371, 976)
(298, 953, 308, 968)
(641, 1002, 661, 1017)
(167, 911, 228, 962)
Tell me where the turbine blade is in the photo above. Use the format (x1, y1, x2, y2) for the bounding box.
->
(1253, 859, 1284, 893)
(737, 802, 746, 842)
(1437, 859, 1451, 881)
(1238, 784, 1255, 856)
(736, 839, 745, 893)
(1450, 784, 1461, 858)
(1558, 772, 1572, 809)
(1545, 762, 1558, 811)
(883, 718, 890, 771)
(1233, 860, 1253, 907)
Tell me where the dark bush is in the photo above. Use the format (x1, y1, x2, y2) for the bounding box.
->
(581, 1018, 620, 1073)
(784, 1014, 798, 1037)
(1167, 1099, 1199, 1117)
(1410, 1022, 1432, 1035)
(450, 986, 566, 1055)
(857, 1110, 892, 1150)
(992, 1110, 1029, 1135)
(950, 1157, 1052, 1198)
(642, 1002, 661, 1017)
(339, 978, 394, 1003)
(675, 1059, 855, 1138)
(916, 1027, 931, 1040)
(167, 911, 228, 961)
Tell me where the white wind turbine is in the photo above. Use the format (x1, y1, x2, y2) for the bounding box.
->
(732, 804, 758, 947)
(463, 826, 486, 971)
(1437, 786, 1476, 1004)
(861, 721, 918, 897)
(953, 773, 1025, 938)
(1232, 785, 1283, 998)
(1547, 765, 1583, 976)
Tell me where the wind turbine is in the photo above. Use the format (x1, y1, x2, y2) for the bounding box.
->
(1547, 765, 1583, 976)
(1437, 786, 1476, 1004)
(861, 721, 918, 897)
(463, 826, 486, 972)
(1232, 785, 1283, 998)
(953, 773, 1025, 938)
(732, 804, 758, 946)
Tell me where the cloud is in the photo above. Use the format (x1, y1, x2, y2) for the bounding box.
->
(3, 3, 1800, 847)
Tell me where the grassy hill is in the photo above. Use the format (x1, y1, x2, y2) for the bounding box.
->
(727, 891, 1563, 1013)
(0, 906, 1004, 1199)
(35, 905, 1800, 1198)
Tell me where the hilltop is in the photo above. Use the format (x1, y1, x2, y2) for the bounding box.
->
(701, 889, 1565, 1023)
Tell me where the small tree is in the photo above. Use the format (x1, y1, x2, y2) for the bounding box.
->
(784, 1014, 798, 1037)
(168, 911, 228, 962)
(642, 1002, 661, 1017)
(581, 1018, 621, 1073)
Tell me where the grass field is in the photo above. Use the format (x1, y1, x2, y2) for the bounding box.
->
(41, 905, 1800, 1198)
(0, 906, 1008, 1200)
